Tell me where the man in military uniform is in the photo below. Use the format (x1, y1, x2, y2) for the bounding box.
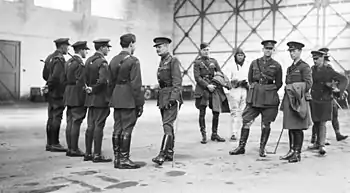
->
(109, 33, 145, 169)
(83, 39, 112, 163)
(229, 40, 283, 157)
(152, 37, 183, 166)
(64, 41, 89, 157)
(42, 38, 70, 152)
(193, 43, 227, 144)
(308, 50, 348, 155)
(309, 47, 348, 145)
(279, 41, 312, 163)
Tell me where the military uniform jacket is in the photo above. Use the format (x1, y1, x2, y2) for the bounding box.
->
(246, 56, 283, 108)
(157, 52, 183, 109)
(310, 64, 348, 121)
(193, 56, 222, 100)
(109, 51, 145, 109)
(84, 52, 109, 108)
(281, 59, 312, 129)
(46, 50, 67, 100)
(42, 50, 60, 82)
(64, 55, 86, 107)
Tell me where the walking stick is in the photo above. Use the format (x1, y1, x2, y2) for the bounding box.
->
(172, 101, 180, 168)
(266, 128, 284, 154)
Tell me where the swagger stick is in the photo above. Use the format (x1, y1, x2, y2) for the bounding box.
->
(266, 128, 284, 154)
(172, 100, 180, 168)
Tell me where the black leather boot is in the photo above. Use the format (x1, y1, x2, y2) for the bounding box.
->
(211, 112, 225, 142)
(117, 134, 139, 169)
(199, 110, 207, 144)
(165, 135, 174, 161)
(289, 130, 303, 163)
(229, 129, 250, 155)
(336, 133, 348, 141)
(45, 123, 52, 151)
(84, 129, 94, 161)
(112, 134, 121, 168)
(152, 135, 171, 165)
(65, 131, 72, 156)
(259, 127, 271, 157)
(50, 123, 66, 152)
(280, 130, 294, 160)
(69, 120, 84, 157)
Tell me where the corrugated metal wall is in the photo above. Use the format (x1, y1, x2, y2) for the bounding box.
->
(173, 0, 350, 86)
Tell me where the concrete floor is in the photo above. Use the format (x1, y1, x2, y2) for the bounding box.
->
(0, 100, 350, 193)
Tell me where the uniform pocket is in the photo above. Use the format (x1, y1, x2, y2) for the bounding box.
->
(246, 83, 256, 104)
(263, 85, 280, 106)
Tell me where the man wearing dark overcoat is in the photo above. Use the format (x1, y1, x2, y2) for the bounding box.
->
(229, 40, 283, 157)
(308, 50, 348, 156)
(280, 41, 312, 163)
(64, 41, 89, 157)
(83, 39, 112, 163)
(43, 38, 70, 152)
(151, 37, 183, 166)
(109, 33, 145, 169)
(193, 43, 228, 144)
(309, 47, 348, 145)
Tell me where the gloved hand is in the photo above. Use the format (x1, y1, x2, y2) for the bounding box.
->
(136, 105, 143, 117)
(341, 90, 348, 100)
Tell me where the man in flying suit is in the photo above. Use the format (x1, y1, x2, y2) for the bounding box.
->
(64, 41, 89, 157)
(193, 43, 227, 144)
(152, 37, 183, 166)
(109, 33, 145, 169)
(43, 38, 70, 152)
(229, 40, 283, 157)
(83, 39, 112, 163)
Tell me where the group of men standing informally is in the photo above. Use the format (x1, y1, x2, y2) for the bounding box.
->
(42, 32, 348, 170)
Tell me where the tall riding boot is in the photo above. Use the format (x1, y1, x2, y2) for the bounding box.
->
(50, 124, 66, 152)
(92, 127, 112, 163)
(199, 110, 207, 144)
(45, 123, 52, 151)
(69, 124, 84, 157)
(152, 135, 172, 165)
(229, 129, 250, 155)
(211, 112, 225, 142)
(289, 130, 303, 163)
(65, 128, 71, 156)
(84, 129, 94, 161)
(117, 134, 139, 169)
(165, 135, 174, 161)
(259, 127, 271, 157)
(280, 130, 295, 160)
(112, 134, 121, 168)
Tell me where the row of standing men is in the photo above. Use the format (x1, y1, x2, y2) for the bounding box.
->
(42, 34, 349, 168)
(42, 34, 182, 169)
(192, 40, 348, 163)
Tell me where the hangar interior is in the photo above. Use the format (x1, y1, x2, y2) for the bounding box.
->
(173, 0, 350, 86)
(0, 0, 349, 101)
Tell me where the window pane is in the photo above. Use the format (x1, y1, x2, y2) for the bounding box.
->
(34, 0, 74, 11)
(91, 0, 126, 20)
